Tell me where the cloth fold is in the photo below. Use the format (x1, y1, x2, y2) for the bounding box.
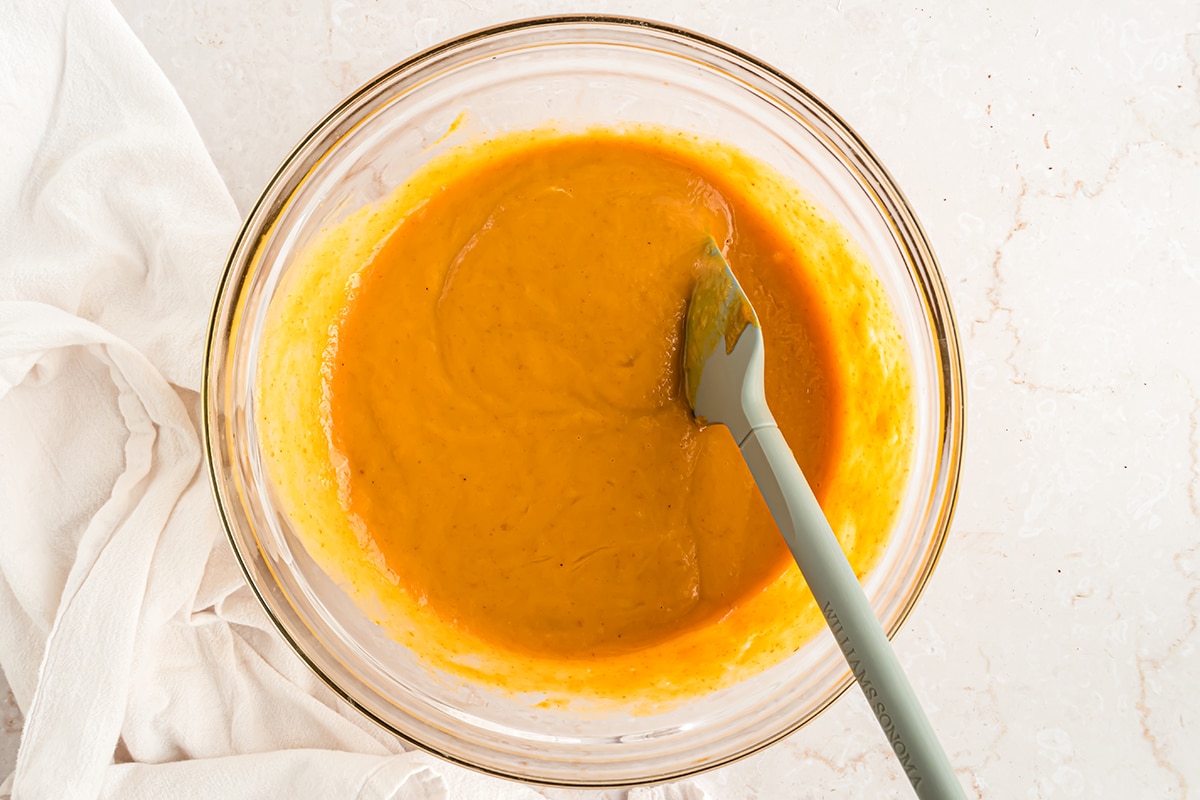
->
(0, 0, 708, 797)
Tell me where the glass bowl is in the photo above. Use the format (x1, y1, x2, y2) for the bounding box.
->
(203, 15, 964, 787)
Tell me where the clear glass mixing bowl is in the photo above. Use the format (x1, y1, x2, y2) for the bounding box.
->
(203, 15, 964, 787)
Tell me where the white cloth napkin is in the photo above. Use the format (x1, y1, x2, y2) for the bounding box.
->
(0, 1, 709, 798)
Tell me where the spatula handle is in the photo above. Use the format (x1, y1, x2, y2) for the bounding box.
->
(740, 424, 966, 800)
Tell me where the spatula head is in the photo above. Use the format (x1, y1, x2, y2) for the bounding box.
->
(682, 240, 771, 443)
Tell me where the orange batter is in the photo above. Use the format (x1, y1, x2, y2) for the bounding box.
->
(257, 126, 915, 706)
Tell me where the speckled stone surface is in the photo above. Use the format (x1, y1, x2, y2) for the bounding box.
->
(4, 1, 1199, 796)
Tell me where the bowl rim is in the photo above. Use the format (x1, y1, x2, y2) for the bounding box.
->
(202, 12, 966, 787)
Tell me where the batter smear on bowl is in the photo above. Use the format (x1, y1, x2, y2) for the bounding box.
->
(256, 126, 915, 705)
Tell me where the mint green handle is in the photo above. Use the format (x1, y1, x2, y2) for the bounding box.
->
(741, 424, 965, 799)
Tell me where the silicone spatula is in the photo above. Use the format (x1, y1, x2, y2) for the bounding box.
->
(682, 240, 965, 799)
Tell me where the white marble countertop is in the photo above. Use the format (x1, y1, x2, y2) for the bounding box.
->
(5, 0, 1199, 796)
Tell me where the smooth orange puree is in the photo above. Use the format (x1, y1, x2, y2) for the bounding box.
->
(257, 126, 915, 705)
